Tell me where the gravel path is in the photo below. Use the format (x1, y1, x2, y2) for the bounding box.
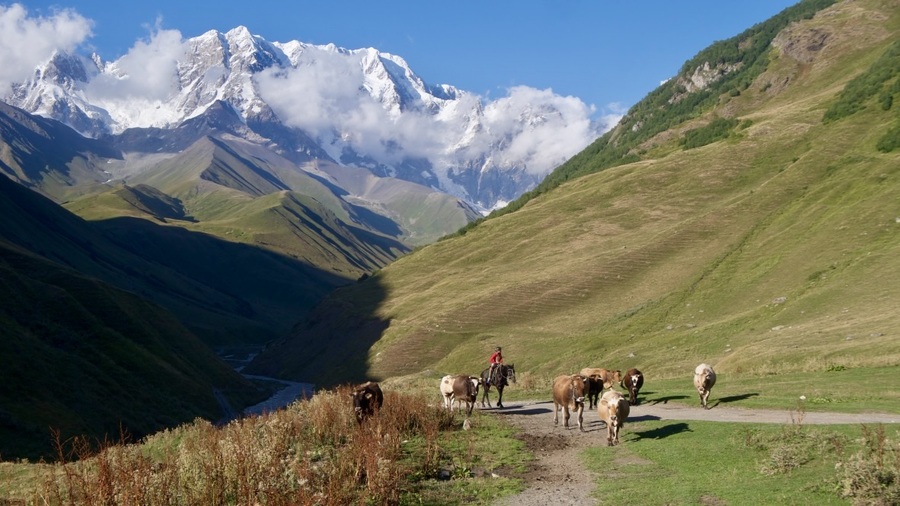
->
(488, 399, 899, 506)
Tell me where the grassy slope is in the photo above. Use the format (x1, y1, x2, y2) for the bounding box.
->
(0, 172, 348, 346)
(248, 0, 900, 392)
(0, 242, 263, 460)
(66, 137, 472, 276)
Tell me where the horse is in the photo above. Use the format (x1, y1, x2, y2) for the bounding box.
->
(480, 364, 516, 409)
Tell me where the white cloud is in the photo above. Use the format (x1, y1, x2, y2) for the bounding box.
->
(466, 86, 601, 174)
(0, 3, 93, 92)
(258, 51, 601, 177)
(86, 25, 186, 102)
(256, 48, 450, 164)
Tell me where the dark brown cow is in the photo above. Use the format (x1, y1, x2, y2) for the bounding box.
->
(351, 381, 384, 424)
(597, 390, 630, 446)
(552, 374, 589, 431)
(621, 368, 644, 406)
(440, 374, 480, 416)
(579, 367, 621, 410)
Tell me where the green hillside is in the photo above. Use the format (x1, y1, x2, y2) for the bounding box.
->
(247, 0, 900, 387)
(0, 241, 264, 459)
(0, 172, 348, 346)
(65, 135, 477, 279)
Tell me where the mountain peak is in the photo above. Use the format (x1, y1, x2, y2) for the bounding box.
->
(4, 25, 600, 210)
(226, 25, 253, 39)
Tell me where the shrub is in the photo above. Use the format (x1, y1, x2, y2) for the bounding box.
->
(835, 424, 900, 505)
(876, 120, 900, 153)
(681, 117, 741, 150)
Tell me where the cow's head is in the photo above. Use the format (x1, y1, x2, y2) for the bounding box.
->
(601, 396, 623, 425)
(572, 375, 588, 404)
(630, 372, 641, 387)
(351, 387, 376, 422)
(698, 368, 713, 387)
(467, 376, 480, 399)
(610, 370, 622, 384)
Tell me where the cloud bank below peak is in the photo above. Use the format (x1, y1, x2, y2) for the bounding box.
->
(256, 49, 614, 177)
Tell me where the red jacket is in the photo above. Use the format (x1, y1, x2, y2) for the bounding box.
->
(489, 351, 502, 364)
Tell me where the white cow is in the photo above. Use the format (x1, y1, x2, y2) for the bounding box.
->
(693, 363, 717, 409)
(597, 389, 630, 446)
(440, 374, 480, 416)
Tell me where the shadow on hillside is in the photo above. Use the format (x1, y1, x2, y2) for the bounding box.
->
(717, 393, 760, 404)
(631, 422, 692, 440)
(243, 273, 393, 385)
(92, 216, 352, 345)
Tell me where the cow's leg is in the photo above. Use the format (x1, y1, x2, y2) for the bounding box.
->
(576, 404, 584, 432)
(553, 402, 559, 426)
(563, 406, 570, 428)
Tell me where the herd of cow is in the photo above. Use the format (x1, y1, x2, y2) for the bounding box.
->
(350, 363, 718, 447)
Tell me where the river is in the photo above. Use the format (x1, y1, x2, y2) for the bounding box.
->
(216, 346, 315, 418)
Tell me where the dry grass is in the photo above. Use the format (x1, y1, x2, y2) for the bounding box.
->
(7, 388, 466, 506)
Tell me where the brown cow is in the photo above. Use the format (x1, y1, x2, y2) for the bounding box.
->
(597, 389, 630, 446)
(440, 374, 480, 416)
(621, 368, 644, 406)
(693, 363, 717, 409)
(351, 381, 384, 424)
(579, 367, 621, 410)
(552, 374, 589, 431)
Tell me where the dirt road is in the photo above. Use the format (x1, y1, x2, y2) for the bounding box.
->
(488, 399, 899, 506)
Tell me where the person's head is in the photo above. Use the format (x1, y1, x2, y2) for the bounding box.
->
(496, 346, 501, 352)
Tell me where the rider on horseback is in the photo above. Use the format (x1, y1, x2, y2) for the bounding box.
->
(488, 346, 503, 385)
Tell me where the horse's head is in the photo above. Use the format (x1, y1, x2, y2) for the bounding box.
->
(506, 364, 516, 384)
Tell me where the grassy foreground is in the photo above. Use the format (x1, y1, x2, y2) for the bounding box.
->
(586, 419, 900, 505)
(0, 376, 898, 505)
(0, 388, 526, 506)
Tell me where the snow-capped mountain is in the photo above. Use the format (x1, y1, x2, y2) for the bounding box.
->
(5, 26, 603, 210)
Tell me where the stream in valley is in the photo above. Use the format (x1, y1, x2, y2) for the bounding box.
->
(217, 347, 314, 418)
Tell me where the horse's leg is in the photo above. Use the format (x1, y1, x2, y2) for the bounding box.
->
(481, 384, 491, 408)
(496, 385, 504, 409)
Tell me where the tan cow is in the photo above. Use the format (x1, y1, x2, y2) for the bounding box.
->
(552, 374, 589, 431)
(579, 367, 621, 410)
(440, 374, 480, 416)
(693, 363, 717, 409)
(597, 389, 630, 446)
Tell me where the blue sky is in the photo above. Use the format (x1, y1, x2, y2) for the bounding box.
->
(7, 0, 800, 117)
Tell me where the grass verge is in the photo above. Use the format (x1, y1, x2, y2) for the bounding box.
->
(584, 418, 900, 505)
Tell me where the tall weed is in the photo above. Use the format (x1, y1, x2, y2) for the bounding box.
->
(20, 388, 461, 505)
